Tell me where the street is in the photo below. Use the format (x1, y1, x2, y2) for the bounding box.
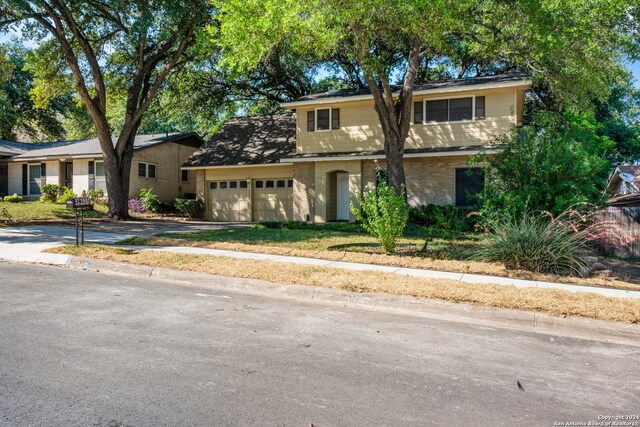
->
(0, 261, 638, 426)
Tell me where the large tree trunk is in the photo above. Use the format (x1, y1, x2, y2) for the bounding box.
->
(103, 144, 134, 220)
(358, 38, 424, 198)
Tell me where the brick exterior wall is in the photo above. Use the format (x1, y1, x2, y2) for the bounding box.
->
(293, 162, 315, 221)
(195, 169, 205, 202)
(361, 156, 472, 206)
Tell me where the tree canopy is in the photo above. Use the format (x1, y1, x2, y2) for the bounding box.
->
(215, 0, 638, 194)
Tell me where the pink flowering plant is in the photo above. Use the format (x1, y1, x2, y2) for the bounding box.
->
(472, 205, 634, 276)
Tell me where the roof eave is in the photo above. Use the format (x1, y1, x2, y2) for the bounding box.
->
(281, 79, 532, 108)
(181, 162, 294, 170)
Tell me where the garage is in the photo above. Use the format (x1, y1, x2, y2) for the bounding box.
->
(208, 180, 251, 221)
(207, 178, 293, 222)
(252, 178, 293, 222)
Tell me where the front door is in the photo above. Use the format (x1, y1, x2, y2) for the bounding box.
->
(64, 162, 73, 189)
(336, 173, 350, 221)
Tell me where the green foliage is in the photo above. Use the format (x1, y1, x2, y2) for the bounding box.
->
(139, 188, 161, 213)
(473, 111, 612, 217)
(3, 195, 23, 203)
(174, 198, 204, 219)
(472, 210, 592, 275)
(57, 187, 76, 204)
(351, 180, 408, 254)
(39, 184, 61, 203)
(88, 189, 105, 204)
(408, 204, 476, 235)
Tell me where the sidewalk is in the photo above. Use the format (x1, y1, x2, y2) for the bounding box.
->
(1, 225, 640, 300)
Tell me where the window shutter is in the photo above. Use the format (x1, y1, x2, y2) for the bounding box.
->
(307, 111, 315, 132)
(40, 163, 46, 186)
(88, 161, 95, 190)
(21, 164, 27, 195)
(331, 108, 340, 129)
(475, 96, 485, 119)
(413, 101, 423, 124)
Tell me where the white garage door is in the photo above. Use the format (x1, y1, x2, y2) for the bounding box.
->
(208, 180, 251, 222)
(252, 178, 293, 222)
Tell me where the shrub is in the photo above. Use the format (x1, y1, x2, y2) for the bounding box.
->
(57, 187, 76, 204)
(88, 189, 104, 203)
(407, 204, 476, 235)
(471, 207, 633, 276)
(3, 195, 23, 203)
(174, 198, 204, 219)
(128, 198, 146, 213)
(40, 184, 61, 203)
(139, 188, 160, 213)
(351, 179, 408, 253)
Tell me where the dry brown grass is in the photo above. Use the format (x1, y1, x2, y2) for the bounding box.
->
(125, 236, 640, 292)
(49, 244, 640, 324)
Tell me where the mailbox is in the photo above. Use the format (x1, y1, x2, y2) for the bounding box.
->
(66, 197, 93, 210)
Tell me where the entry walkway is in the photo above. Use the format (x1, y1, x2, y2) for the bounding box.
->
(1, 224, 639, 300)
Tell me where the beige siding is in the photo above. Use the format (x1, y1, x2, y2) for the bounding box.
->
(296, 88, 518, 154)
(204, 165, 293, 182)
(130, 143, 198, 202)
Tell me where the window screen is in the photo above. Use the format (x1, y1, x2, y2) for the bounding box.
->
(331, 108, 340, 129)
(138, 163, 146, 177)
(455, 168, 484, 207)
(147, 164, 156, 179)
(425, 99, 449, 122)
(316, 109, 330, 131)
(449, 97, 473, 121)
(413, 101, 423, 124)
(307, 111, 315, 132)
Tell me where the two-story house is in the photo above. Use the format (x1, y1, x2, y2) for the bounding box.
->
(184, 73, 532, 222)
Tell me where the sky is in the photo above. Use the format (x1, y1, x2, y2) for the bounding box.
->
(1, 29, 640, 88)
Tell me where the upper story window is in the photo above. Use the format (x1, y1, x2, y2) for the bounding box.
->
(414, 96, 485, 124)
(307, 108, 340, 132)
(138, 162, 156, 179)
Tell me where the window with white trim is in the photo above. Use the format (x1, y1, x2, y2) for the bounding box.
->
(414, 95, 485, 124)
(307, 108, 340, 132)
(137, 162, 157, 179)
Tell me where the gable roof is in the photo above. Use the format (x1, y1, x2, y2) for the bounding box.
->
(4, 133, 204, 161)
(606, 165, 640, 193)
(182, 113, 296, 168)
(282, 73, 532, 108)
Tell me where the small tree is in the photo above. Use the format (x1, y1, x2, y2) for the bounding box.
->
(351, 176, 408, 254)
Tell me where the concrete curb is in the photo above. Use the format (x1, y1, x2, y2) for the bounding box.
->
(62, 256, 640, 347)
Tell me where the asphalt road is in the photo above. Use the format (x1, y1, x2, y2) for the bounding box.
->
(0, 262, 638, 426)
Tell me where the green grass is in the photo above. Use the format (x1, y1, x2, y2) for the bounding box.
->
(0, 201, 108, 222)
(121, 222, 483, 260)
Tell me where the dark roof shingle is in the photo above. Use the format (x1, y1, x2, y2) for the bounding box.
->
(183, 113, 296, 167)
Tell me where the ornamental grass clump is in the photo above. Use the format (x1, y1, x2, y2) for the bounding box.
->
(473, 207, 634, 276)
(351, 178, 408, 254)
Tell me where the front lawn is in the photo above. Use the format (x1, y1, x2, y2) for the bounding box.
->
(120, 222, 640, 290)
(0, 201, 108, 223)
(122, 222, 483, 260)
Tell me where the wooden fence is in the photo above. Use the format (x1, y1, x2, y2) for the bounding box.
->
(595, 206, 640, 258)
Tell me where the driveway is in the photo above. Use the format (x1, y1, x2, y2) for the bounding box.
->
(0, 220, 242, 263)
(1, 262, 638, 426)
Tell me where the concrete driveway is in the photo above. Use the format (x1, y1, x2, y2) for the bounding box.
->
(0, 220, 242, 263)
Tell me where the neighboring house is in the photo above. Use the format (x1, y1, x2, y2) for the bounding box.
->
(185, 73, 532, 222)
(606, 165, 640, 207)
(0, 133, 205, 202)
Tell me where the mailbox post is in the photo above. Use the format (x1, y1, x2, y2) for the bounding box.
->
(66, 197, 93, 246)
